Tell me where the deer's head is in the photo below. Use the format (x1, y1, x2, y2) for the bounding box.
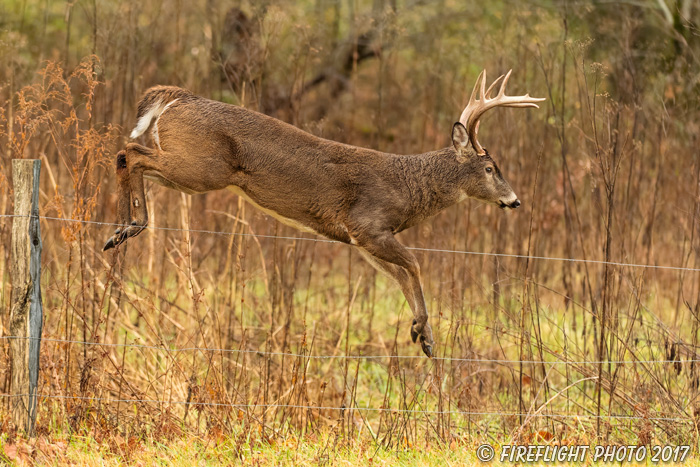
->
(451, 70, 544, 209)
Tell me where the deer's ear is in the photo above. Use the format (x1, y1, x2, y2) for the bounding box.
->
(451, 122, 473, 161)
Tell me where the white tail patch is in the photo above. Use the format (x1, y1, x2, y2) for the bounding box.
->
(130, 98, 177, 140)
(152, 99, 179, 150)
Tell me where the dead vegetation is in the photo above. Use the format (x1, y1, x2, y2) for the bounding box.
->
(0, 0, 699, 461)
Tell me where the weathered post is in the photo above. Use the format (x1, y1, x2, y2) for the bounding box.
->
(10, 159, 42, 435)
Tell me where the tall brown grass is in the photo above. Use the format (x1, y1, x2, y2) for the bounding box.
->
(0, 0, 698, 455)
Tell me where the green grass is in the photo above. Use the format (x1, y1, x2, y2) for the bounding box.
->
(2, 431, 698, 466)
(1, 431, 481, 466)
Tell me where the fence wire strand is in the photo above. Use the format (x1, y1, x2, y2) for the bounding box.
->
(0, 335, 694, 365)
(0, 393, 690, 422)
(0, 213, 696, 427)
(2, 213, 700, 272)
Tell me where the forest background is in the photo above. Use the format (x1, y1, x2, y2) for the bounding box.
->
(0, 0, 699, 464)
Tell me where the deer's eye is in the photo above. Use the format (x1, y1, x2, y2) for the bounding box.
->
(485, 167, 493, 174)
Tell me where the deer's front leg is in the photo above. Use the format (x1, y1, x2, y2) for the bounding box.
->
(355, 233, 435, 358)
(103, 144, 157, 251)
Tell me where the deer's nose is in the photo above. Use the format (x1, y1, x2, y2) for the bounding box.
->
(510, 199, 521, 209)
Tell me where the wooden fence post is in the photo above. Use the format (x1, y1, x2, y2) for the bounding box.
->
(10, 159, 43, 435)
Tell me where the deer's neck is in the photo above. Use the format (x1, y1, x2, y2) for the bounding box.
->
(394, 148, 469, 231)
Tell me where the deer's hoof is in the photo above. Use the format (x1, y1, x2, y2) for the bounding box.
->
(411, 319, 434, 358)
(103, 236, 118, 251)
(103, 223, 146, 251)
(420, 339, 433, 359)
(103, 229, 129, 251)
(411, 319, 419, 343)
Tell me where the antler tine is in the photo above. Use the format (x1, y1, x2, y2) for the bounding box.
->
(468, 70, 485, 106)
(484, 73, 505, 99)
(458, 69, 545, 155)
(501, 101, 543, 108)
(496, 69, 512, 97)
(460, 70, 483, 132)
(480, 69, 488, 101)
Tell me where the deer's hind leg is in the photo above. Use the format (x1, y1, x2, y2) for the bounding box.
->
(103, 143, 160, 251)
(115, 150, 132, 227)
(103, 150, 133, 250)
(355, 233, 435, 358)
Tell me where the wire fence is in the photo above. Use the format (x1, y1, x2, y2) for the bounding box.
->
(0, 335, 693, 365)
(0, 334, 693, 424)
(1, 212, 697, 430)
(3, 213, 700, 273)
(0, 393, 691, 422)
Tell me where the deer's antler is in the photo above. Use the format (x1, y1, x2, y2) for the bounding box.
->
(459, 70, 545, 155)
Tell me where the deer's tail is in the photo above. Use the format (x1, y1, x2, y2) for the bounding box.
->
(130, 86, 193, 139)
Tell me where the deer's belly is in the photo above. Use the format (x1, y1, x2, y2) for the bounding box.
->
(144, 171, 204, 195)
(226, 185, 318, 235)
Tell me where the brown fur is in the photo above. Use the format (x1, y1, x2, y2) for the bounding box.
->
(105, 85, 532, 357)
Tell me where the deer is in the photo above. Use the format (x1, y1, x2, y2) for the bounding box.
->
(103, 69, 544, 358)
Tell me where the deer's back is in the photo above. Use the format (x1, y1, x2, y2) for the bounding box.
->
(148, 87, 410, 240)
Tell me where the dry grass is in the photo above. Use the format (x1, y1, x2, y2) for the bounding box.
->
(0, 0, 699, 463)
(0, 430, 488, 466)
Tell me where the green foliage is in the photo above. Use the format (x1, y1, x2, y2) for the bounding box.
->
(1, 0, 700, 458)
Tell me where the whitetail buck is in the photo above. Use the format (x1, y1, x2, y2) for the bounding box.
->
(104, 70, 544, 357)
